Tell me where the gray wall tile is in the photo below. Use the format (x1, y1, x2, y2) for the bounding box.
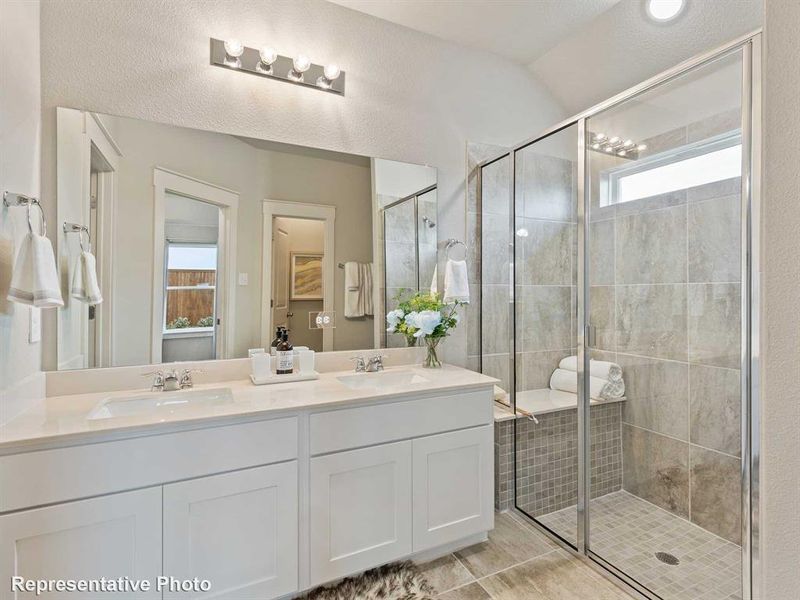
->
(690, 364, 741, 457)
(517, 285, 573, 352)
(516, 218, 573, 286)
(690, 446, 742, 544)
(616, 284, 688, 361)
(618, 353, 689, 441)
(688, 282, 741, 368)
(615, 205, 687, 284)
(688, 195, 741, 283)
(622, 424, 690, 518)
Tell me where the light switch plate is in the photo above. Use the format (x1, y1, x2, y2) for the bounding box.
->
(238, 272, 249, 286)
(28, 306, 41, 343)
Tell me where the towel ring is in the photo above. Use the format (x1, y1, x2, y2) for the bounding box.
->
(26, 202, 46, 237)
(63, 222, 91, 252)
(444, 238, 467, 261)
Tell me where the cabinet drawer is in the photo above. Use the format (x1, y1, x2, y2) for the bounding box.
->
(310, 388, 492, 455)
(0, 417, 297, 512)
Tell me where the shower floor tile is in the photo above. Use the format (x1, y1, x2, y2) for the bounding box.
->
(535, 490, 742, 600)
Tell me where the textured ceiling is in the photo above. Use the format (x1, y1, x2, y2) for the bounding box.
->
(326, 0, 621, 64)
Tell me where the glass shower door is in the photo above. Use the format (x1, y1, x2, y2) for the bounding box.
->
(585, 49, 746, 600)
(512, 124, 580, 548)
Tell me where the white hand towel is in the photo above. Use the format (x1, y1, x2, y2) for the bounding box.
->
(71, 250, 103, 305)
(7, 231, 63, 308)
(360, 262, 374, 316)
(558, 355, 623, 382)
(443, 258, 469, 304)
(549, 368, 625, 400)
(430, 264, 438, 295)
(344, 261, 363, 318)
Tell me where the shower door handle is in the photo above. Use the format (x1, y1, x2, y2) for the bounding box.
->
(586, 325, 597, 348)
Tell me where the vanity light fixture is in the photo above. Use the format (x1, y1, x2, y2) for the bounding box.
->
(210, 38, 346, 95)
(257, 46, 278, 74)
(589, 132, 646, 160)
(223, 38, 244, 67)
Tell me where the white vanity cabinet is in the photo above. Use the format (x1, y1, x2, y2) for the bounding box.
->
(163, 463, 298, 599)
(307, 389, 494, 586)
(412, 426, 493, 552)
(309, 441, 413, 585)
(0, 488, 162, 599)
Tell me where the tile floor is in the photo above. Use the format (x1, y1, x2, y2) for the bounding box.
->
(536, 490, 742, 600)
(417, 512, 633, 600)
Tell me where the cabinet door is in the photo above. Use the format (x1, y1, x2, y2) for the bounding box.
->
(309, 441, 412, 586)
(412, 426, 494, 552)
(0, 487, 161, 599)
(163, 462, 298, 599)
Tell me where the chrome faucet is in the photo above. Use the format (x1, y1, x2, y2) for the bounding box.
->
(366, 355, 385, 372)
(143, 368, 202, 391)
(350, 356, 367, 372)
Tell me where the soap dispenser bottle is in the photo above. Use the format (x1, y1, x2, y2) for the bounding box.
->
(270, 326, 285, 355)
(276, 331, 294, 375)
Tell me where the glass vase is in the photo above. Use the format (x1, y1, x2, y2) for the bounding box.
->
(422, 337, 442, 368)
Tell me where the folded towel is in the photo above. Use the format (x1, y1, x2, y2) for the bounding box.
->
(344, 261, 362, 318)
(558, 355, 623, 382)
(344, 261, 360, 291)
(443, 258, 469, 304)
(7, 207, 63, 308)
(71, 250, 103, 305)
(549, 368, 625, 400)
(430, 264, 437, 295)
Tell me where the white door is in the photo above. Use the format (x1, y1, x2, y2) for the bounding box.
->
(309, 441, 412, 586)
(0, 488, 161, 599)
(271, 220, 289, 333)
(412, 426, 494, 552)
(163, 463, 298, 599)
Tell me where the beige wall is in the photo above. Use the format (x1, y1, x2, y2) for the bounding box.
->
(761, 1, 800, 596)
(38, 0, 566, 368)
(49, 111, 375, 368)
(0, 0, 45, 408)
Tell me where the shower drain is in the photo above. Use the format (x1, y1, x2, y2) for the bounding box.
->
(655, 552, 680, 566)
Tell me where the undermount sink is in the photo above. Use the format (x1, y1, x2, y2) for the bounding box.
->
(336, 370, 429, 390)
(87, 387, 234, 421)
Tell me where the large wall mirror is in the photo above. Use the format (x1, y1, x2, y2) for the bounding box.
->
(53, 108, 437, 370)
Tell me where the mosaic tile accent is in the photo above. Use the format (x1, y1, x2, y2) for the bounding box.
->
(494, 403, 622, 516)
(538, 490, 742, 600)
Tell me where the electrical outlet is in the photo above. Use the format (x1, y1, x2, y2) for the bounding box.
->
(238, 272, 248, 286)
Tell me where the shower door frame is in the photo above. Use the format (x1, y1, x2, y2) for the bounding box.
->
(478, 30, 761, 600)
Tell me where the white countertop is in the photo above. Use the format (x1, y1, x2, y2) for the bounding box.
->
(0, 365, 497, 454)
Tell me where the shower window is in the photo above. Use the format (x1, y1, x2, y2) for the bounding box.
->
(602, 132, 742, 206)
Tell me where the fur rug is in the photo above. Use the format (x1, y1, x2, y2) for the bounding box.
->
(300, 561, 435, 600)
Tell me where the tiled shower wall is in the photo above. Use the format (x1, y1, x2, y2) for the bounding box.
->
(588, 109, 743, 544)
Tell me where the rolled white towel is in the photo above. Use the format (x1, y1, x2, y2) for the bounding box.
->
(558, 355, 623, 382)
(549, 368, 625, 400)
(493, 385, 508, 402)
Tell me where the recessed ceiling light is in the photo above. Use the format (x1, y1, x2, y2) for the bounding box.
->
(646, 0, 685, 22)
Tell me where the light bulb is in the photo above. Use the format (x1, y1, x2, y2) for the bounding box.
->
(259, 46, 277, 65)
(623, 139, 634, 147)
(323, 63, 341, 81)
(224, 39, 244, 58)
(595, 133, 606, 141)
(516, 228, 529, 238)
(637, 144, 647, 151)
(591, 143, 600, 150)
(646, 0, 685, 22)
(293, 54, 311, 73)
(609, 136, 620, 144)
(605, 146, 613, 153)
(618, 150, 627, 157)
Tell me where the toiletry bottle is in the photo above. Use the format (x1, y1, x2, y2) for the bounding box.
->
(270, 326, 285, 355)
(276, 331, 294, 374)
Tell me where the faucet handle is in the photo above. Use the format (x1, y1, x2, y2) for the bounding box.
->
(141, 370, 165, 391)
(367, 354, 386, 371)
(350, 356, 367, 372)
